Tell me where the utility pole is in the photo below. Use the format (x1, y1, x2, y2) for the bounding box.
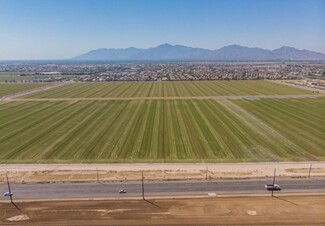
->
(308, 163, 312, 178)
(142, 171, 145, 200)
(6, 173, 21, 211)
(272, 168, 276, 197)
(206, 166, 208, 180)
(6, 174, 13, 203)
(96, 168, 99, 183)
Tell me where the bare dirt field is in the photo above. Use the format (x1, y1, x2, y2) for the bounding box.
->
(1, 162, 324, 183)
(1, 195, 325, 225)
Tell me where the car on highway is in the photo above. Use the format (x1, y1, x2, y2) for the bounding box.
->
(4, 191, 13, 197)
(265, 184, 281, 191)
(118, 189, 127, 194)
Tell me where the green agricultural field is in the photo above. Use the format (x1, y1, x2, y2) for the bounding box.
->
(232, 98, 325, 159)
(23, 80, 312, 98)
(0, 98, 324, 163)
(0, 83, 48, 97)
(0, 72, 36, 82)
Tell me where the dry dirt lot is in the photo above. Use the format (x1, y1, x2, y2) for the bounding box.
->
(1, 195, 324, 225)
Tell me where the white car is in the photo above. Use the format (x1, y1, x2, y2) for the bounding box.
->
(4, 192, 13, 197)
(118, 189, 127, 194)
(265, 184, 281, 191)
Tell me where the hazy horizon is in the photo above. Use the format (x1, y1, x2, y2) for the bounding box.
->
(0, 0, 324, 60)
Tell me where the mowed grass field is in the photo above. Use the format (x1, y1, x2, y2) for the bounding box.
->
(0, 83, 47, 97)
(0, 98, 324, 163)
(23, 80, 312, 98)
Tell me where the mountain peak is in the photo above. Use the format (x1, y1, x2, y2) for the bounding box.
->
(157, 43, 174, 48)
(228, 44, 244, 47)
(277, 46, 297, 50)
(219, 44, 248, 50)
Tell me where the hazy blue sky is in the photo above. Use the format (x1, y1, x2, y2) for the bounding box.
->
(0, 0, 324, 60)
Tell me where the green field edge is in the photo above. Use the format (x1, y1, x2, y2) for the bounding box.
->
(1, 157, 325, 164)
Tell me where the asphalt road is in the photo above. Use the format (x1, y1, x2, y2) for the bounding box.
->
(1, 178, 324, 200)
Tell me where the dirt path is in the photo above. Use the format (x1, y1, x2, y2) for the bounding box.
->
(1, 162, 324, 183)
(0, 82, 69, 100)
(1, 195, 324, 225)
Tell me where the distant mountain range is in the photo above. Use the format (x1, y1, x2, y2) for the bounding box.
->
(74, 43, 325, 61)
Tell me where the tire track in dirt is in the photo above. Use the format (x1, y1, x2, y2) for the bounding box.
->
(217, 99, 308, 160)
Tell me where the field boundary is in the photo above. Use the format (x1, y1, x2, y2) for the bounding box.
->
(2, 94, 324, 101)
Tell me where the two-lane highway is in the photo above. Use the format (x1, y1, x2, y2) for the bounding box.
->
(1, 178, 324, 200)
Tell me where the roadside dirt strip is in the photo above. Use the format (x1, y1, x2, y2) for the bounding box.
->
(0, 162, 324, 183)
(1, 195, 325, 225)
